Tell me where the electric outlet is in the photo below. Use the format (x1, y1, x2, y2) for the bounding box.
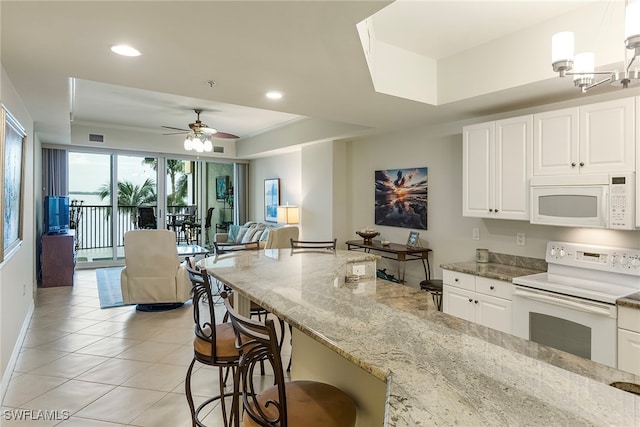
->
(516, 233, 526, 246)
(352, 265, 366, 276)
(472, 227, 480, 240)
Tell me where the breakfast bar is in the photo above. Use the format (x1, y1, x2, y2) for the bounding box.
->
(201, 249, 640, 426)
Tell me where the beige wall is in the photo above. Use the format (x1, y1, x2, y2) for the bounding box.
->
(0, 67, 37, 398)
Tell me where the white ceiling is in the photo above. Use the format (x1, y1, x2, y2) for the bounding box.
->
(0, 0, 628, 157)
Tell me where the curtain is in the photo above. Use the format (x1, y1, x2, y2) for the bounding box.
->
(42, 148, 68, 196)
(234, 163, 248, 225)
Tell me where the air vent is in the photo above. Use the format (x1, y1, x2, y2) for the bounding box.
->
(213, 146, 224, 153)
(88, 133, 104, 143)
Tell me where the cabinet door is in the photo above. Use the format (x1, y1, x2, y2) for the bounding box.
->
(443, 285, 475, 323)
(463, 122, 494, 217)
(618, 329, 640, 376)
(494, 116, 532, 220)
(533, 107, 578, 176)
(475, 294, 512, 334)
(579, 97, 635, 174)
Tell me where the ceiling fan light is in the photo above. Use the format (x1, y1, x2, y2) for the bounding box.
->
(203, 139, 213, 152)
(184, 136, 193, 150)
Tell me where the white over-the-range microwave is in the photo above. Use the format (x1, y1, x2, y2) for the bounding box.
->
(530, 173, 635, 230)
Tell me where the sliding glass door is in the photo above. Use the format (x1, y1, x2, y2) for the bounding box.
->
(68, 149, 241, 266)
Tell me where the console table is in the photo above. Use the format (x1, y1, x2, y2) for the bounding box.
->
(345, 239, 432, 283)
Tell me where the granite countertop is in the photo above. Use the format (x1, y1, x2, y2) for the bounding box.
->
(618, 292, 640, 309)
(201, 249, 640, 426)
(440, 252, 547, 282)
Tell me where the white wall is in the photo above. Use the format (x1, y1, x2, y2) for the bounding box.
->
(0, 66, 36, 398)
(249, 151, 301, 227)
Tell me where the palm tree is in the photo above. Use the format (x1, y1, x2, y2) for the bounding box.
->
(98, 178, 157, 227)
(142, 158, 187, 207)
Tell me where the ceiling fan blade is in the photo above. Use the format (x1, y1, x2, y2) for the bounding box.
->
(212, 131, 240, 139)
(162, 125, 190, 132)
(200, 127, 217, 135)
(162, 131, 189, 136)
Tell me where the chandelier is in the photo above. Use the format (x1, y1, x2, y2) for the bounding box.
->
(183, 132, 214, 153)
(552, 1, 640, 92)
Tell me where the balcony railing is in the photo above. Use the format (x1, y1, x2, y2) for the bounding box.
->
(72, 204, 202, 255)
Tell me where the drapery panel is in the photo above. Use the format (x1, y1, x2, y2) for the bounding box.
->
(42, 148, 68, 196)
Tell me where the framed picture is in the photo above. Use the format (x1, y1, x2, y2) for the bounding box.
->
(216, 176, 229, 200)
(406, 231, 420, 248)
(374, 167, 428, 230)
(1, 105, 26, 260)
(264, 178, 280, 222)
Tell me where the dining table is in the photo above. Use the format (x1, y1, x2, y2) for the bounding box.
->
(200, 248, 640, 427)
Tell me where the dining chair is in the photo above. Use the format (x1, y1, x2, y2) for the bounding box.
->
(289, 238, 337, 252)
(224, 296, 357, 427)
(185, 263, 240, 427)
(136, 206, 157, 229)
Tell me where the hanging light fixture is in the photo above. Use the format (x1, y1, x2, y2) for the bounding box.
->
(552, 1, 640, 93)
(183, 132, 213, 153)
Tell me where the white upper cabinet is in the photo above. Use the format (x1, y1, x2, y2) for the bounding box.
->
(463, 115, 532, 220)
(534, 97, 635, 176)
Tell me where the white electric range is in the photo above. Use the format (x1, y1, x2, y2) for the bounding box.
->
(512, 241, 640, 368)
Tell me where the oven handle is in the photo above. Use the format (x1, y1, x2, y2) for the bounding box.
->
(513, 288, 614, 317)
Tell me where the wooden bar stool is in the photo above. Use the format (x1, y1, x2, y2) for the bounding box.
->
(224, 295, 357, 427)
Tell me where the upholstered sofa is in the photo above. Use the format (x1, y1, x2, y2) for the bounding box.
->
(213, 222, 299, 252)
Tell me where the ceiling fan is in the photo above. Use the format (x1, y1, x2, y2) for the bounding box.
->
(162, 109, 239, 139)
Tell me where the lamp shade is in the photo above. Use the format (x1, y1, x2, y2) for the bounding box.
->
(574, 52, 595, 79)
(552, 31, 574, 63)
(277, 205, 299, 224)
(626, 1, 640, 48)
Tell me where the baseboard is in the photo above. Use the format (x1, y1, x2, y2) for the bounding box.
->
(0, 300, 34, 403)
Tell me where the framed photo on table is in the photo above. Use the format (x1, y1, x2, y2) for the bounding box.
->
(264, 178, 280, 222)
(406, 231, 420, 248)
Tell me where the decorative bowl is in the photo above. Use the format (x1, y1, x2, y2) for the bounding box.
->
(356, 230, 379, 243)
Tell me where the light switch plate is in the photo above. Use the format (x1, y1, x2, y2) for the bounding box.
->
(516, 233, 525, 246)
(472, 228, 480, 240)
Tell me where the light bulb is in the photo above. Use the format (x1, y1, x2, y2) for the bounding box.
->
(184, 137, 193, 150)
(203, 139, 213, 152)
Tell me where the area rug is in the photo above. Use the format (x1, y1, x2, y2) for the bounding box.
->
(96, 267, 131, 309)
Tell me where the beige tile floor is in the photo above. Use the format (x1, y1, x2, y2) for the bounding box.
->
(2, 269, 288, 426)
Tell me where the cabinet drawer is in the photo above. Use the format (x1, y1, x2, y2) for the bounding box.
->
(443, 270, 474, 291)
(476, 277, 513, 300)
(618, 306, 640, 333)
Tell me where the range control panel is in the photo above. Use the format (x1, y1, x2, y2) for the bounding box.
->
(546, 241, 640, 274)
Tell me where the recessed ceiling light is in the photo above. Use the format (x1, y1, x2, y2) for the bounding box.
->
(266, 91, 283, 100)
(110, 44, 142, 57)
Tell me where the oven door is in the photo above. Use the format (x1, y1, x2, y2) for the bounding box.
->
(512, 286, 617, 367)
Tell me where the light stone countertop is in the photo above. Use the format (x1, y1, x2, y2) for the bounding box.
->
(201, 249, 640, 426)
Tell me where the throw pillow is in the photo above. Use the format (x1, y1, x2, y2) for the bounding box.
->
(227, 224, 240, 242)
(260, 226, 272, 242)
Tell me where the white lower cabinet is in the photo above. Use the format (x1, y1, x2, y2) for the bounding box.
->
(618, 305, 640, 375)
(443, 270, 513, 334)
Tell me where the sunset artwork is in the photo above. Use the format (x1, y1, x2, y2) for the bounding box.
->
(374, 167, 427, 229)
